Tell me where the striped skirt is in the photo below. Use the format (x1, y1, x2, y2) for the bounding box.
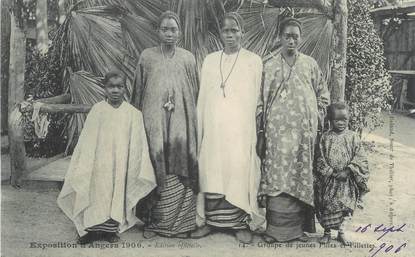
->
(265, 193, 305, 242)
(85, 219, 119, 233)
(145, 174, 196, 236)
(319, 211, 346, 230)
(205, 193, 249, 230)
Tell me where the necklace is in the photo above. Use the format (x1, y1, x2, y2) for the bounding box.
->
(160, 45, 176, 111)
(219, 48, 241, 98)
(279, 52, 298, 101)
(160, 45, 176, 59)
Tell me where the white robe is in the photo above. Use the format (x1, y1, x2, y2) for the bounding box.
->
(197, 48, 265, 230)
(57, 101, 156, 236)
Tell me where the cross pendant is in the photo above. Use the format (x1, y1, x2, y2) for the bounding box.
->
(220, 83, 226, 98)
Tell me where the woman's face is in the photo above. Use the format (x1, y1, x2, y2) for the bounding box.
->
(280, 25, 301, 55)
(158, 18, 180, 45)
(220, 18, 242, 49)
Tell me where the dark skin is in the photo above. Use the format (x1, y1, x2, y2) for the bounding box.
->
(255, 25, 301, 157)
(330, 109, 350, 181)
(158, 18, 180, 57)
(220, 18, 242, 54)
(104, 76, 125, 108)
(320, 108, 352, 246)
(280, 25, 301, 66)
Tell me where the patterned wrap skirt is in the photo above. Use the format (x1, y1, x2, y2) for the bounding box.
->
(265, 193, 307, 242)
(204, 193, 249, 230)
(144, 174, 196, 236)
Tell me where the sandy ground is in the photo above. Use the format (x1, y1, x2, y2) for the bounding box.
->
(1, 112, 414, 257)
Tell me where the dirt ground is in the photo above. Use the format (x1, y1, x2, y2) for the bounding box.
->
(1, 112, 414, 257)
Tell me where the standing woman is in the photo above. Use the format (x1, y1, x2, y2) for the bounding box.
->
(194, 12, 265, 243)
(131, 11, 199, 239)
(257, 18, 330, 243)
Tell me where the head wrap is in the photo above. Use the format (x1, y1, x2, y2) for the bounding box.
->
(158, 11, 181, 31)
(279, 17, 302, 35)
(222, 12, 245, 33)
(102, 69, 126, 86)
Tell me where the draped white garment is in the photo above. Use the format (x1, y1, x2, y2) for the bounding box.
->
(197, 49, 265, 230)
(57, 101, 156, 236)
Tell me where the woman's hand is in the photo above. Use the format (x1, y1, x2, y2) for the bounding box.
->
(334, 169, 349, 181)
(256, 131, 265, 159)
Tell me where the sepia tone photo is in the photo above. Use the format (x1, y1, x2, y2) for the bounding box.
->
(1, 0, 414, 257)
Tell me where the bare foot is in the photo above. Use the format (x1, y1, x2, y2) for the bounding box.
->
(77, 232, 98, 245)
(297, 233, 309, 242)
(174, 232, 190, 239)
(235, 229, 253, 244)
(102, 232, 120, 243)
(190, 226, 212, 239)
(319, 233, 331, 244)
(262, 234, 277, 243)
(337, 232, 351, 246)
(143, 230, 157, 239)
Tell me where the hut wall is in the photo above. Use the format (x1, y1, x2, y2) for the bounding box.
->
(379, 18, 415, 70)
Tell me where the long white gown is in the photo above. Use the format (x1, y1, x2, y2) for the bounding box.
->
(197, 48, 265, 230)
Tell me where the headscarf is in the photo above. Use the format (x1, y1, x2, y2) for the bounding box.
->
(158, 10, 182, 31)
(279, 17, 302, 35)
(222, 12, 245, 33)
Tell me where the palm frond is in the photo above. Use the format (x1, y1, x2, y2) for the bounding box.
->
(84, 0, 166, 22)
(261, 12, 334, 81)
(120, 13, 159, 59)
(64, 70, 106, 154)
(70, 6, 129, 75)
(170, 0, 226, 68)
(239, 3, 281, 57)
(123, 0, 166, 23)
(54, 5, 131, 78)
(297, 14, 333, 81)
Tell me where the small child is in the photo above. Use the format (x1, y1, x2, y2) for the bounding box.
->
(57, 70, 156, 244)
(314, 102, 369, 246)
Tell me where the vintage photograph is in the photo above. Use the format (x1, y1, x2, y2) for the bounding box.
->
(1, 0, 414, 257)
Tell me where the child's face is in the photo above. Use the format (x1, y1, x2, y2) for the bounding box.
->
(331, 109, 349, 132)
(104, 76, 125, 104)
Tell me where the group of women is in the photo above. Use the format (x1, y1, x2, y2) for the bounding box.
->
(131, 11, 330, 244)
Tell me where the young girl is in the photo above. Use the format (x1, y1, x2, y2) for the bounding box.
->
(58, 70, 156, 244)
(315, 102, 369, 245)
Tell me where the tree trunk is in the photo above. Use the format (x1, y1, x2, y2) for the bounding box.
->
(8, 108, 27, 187)
(8, 0, 27, 187)
(329, 0, 348, 103)
(1, 0, 11, 134)
(8, 9, 26, 114)
(58, 0, 66, 24)
(36, 0, 48, 53)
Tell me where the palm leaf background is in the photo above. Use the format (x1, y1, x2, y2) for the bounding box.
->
(120, 13, 159, 59)
(64, 70, 106, 153)
(240, 3, 282, 56)
(55, 6, 130, 78)
(54, 0, 335, 153)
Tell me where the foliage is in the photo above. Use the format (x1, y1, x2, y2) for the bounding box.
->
(346, 0, 392, 133)
(25, 47, 64, 98)
(23, 47, 68, 157)
(45, 0, 390, 151)
(51, 1, 337, 150)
